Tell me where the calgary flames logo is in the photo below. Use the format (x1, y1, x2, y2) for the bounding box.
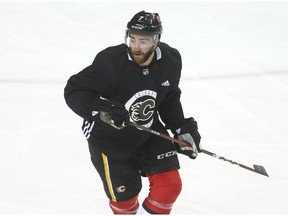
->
(130, 99, 155, 122)
(125, 90, 157, 128)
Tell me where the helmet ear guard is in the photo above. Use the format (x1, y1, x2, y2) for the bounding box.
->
(152, 34, 161, 47)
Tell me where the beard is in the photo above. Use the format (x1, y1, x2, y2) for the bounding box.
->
(130, 47, 155, 66)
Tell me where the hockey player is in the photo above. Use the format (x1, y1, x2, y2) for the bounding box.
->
(64, 11, 202, 214)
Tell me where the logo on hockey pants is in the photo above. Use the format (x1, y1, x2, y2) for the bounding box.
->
(116, 185, 126, 193)
(157, 150, 177, 160)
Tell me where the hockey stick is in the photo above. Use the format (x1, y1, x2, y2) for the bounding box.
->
(129, 122, 269, 177)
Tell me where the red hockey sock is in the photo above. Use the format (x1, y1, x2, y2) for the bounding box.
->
(109, 195, 139, 214)
(142, 169, 182, 214)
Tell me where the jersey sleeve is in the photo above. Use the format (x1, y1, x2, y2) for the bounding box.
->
(158, 46, 185, 132)
(158, 85, 185, 132)
(64, 52, 111, 121)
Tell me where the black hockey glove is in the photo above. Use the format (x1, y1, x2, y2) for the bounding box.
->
(93, 99, 130, 129)
(174, 117, 202, 159)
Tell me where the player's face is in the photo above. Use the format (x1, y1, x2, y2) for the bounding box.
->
(127, 33, 157, 66)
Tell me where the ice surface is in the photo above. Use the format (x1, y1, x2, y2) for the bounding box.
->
(1, 1, 288, 214)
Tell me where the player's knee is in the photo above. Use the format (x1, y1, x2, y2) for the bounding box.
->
(142, 169, 182, 214)
(151, 169, 182, 201)
(109, 195, 139, 214)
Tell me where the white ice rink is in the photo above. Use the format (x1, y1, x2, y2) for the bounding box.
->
(1, 1, 288, 214)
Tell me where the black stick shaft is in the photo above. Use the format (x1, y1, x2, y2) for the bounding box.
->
(201, 149, 259, 174)
(129, 122, 268, 177)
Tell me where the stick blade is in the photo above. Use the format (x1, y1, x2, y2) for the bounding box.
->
(253, 165, 269, 177)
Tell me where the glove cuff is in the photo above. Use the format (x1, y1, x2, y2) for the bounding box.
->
(92, 97, 110, 111)
(184, 117, 198, 130)
(171, 117, 198, 135)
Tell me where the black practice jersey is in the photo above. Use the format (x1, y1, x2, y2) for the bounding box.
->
(64, 42, 185, 159)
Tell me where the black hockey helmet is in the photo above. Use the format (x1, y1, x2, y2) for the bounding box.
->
(126, 11, 163, 36)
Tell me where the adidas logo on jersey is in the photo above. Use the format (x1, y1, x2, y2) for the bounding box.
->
(161, 80, 170, 86)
